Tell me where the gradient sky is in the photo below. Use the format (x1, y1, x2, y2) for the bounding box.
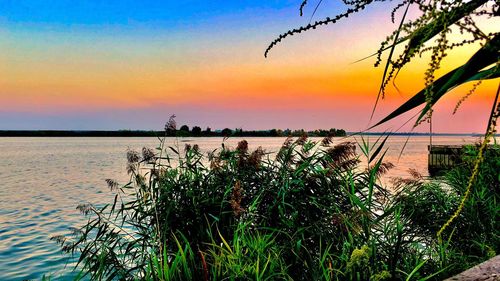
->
(1, 1, 498, 133)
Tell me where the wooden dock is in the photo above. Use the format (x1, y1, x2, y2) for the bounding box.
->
(428, 145, 465, 176)
(428, 144, 499, 176)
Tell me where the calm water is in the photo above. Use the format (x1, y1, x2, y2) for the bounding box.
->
(0, 136, 484, 280)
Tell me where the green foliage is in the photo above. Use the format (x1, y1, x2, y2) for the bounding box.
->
(395, 143, 500, 277)
(443, 144, 499, 256)
(372, 36, 500, 129)
(370, 270, 391, 281)
(54, 133, 499, 280)
(207, 225, 291, 280)
(143, 234, 197, 281)
(346, 245, 371, 279)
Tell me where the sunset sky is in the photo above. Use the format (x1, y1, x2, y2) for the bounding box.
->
(1, 0, 498, 133)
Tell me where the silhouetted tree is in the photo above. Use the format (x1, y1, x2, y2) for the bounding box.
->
(179, 125, 190, 132)
(221, 128, 233, 137)
(192, 126, 202, 136)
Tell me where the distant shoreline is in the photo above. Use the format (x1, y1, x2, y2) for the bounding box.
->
(0, 130, 488, 137)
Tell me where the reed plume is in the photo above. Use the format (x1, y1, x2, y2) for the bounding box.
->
(230, 181, 245, 218)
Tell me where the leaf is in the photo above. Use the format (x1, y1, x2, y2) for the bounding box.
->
(217, 228, 232, 253)
(415, 35, 500, 122)
(417, 66, 500, 124)
(169, 146, 179, 155)
(406, 260, 426, 281)
(370, 36, 500, 129)
(110, 194, 118, 215)
(368, 150, 388, 205)
(369, 134, 389, 164)
(352, 35, 408, 64)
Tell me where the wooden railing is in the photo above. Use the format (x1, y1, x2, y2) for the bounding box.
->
(428, 145, 464, 176)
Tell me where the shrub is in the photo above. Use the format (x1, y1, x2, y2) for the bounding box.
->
(395, 143, 500, 277)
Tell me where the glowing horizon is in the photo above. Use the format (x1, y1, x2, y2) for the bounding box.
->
(1, 1, 498, 133)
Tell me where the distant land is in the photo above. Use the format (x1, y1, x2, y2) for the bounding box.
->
(0, 129, 490, 137)
(0, 127, 346, 137)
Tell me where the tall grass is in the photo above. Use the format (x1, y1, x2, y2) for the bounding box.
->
(54, 133, 499, 280)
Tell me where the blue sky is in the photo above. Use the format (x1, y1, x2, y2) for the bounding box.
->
(1, 1, 299, 25)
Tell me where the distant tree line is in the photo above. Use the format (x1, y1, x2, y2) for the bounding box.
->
(0, 127, 346, 137)
(174, 126, 346, 137)
(0, 130, 164, 137)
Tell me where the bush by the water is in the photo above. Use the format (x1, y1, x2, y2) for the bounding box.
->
(54, 136, 499, 280)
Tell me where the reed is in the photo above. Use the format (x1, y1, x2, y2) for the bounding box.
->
(53, 126, 499, 280)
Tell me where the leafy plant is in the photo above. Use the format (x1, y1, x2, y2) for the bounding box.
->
(53, 124, 498, 280)
(53, 129, 419, 279)
(394, 143, 500, 277)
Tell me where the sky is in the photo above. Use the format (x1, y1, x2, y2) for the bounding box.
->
(0, 0, 498, 133)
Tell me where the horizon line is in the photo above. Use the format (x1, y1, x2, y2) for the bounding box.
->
(0, 129, 493, 136)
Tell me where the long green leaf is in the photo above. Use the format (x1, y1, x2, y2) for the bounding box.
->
(369, 134, 389, 164)
(406, 260, 427, 281)
(415, 35, 500, 122)
(370, 36, 500, 129)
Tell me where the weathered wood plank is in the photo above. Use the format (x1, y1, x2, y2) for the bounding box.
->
(444, 255, 500, 281)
